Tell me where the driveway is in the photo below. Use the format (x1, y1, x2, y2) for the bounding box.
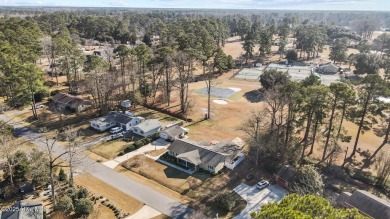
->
(233, 183, 288, 219)
(0, 112, 193, 218)
(103, 138, 170, 169)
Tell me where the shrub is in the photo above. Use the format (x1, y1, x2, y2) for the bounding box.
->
(67, 187, 78, 200)
(118, 152, 124, 156)
(54, 195, 74, 214)
(50, 89, 61, 96)
(34, 90, 49, 102)
(77, 187, 89, 199)
(44, 81, 56, 87)
(217, 193, 236, 211)
(133, 140, 144, 148)
(58, 168, 67, 182)
(124, 145, 136, 153)
(75, 198, 94, 217)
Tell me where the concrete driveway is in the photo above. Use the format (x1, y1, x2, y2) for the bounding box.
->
(103, 138, 170, 169)
(233, 183, 288, 219)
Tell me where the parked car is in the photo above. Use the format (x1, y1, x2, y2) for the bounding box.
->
(256, 180, 269, 190)
(111, 133, 124, 140)
(110, 127, 123, 134)
(34, 104, 44, 109)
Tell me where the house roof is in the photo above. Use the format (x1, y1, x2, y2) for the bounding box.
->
(319, 62, 339, 69)
(134, 119, 162, 132)
(276, 165, 296, 182)
(1, 200, 43, 219)
(345, 190, 390, 219)
(161, 125, 186, 138)
(90, 112, 143, 125)
(336, 192, 352, 206)
(168, 139, 240, 168)
(53, 93, 91, 108)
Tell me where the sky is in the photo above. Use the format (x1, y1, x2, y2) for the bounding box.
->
(0, 0, 389, 11)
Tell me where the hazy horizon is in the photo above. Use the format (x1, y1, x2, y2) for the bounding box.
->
(0, 0, 389, 11)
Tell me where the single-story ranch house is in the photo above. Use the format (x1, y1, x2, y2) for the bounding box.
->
(90, 112, 145, 132)
(159, 124, 188, 141)
(167, 139, 245, 173)
(52, 93, 92, 112)
(133, 119, 162, 137)
(317, 62, 339, 74)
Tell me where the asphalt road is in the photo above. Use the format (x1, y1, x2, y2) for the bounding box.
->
(0, 112, 193, 218)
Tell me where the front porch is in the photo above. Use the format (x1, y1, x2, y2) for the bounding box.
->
(177, 157, 199, 172)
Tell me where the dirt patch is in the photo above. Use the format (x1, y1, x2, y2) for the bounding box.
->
(74, 173, 143, 215)
(146, 148, 167, 157)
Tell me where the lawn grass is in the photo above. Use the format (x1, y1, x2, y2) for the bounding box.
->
(74, 173, 144, 215)
(146, 148, 167, 157)
(121, 155, 207, 194)
(89, 140, 130, 159)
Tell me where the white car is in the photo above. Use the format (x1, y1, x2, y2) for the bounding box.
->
(110, 127, 123, 134)
(34, 104, 44, 109)
(111, 133, 124, 140)
(256, 180, 270, 190)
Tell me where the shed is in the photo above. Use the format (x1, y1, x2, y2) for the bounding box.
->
(159, 124, 188, 141)
(275, 165, 296, 188)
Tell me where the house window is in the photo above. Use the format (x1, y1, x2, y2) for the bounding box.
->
(140, 130, 144, 134)
(208, 165, 214, 171)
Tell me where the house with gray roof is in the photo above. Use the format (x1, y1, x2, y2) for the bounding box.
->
(90, 112, 144, 132)
(1, 200, 43, 219)
(336, 190, 390, 219)
(132, 119, 162, 137)
(167, 139, 244, 173)
(159, 124, 188, 141)
(317, 62, 339, 74)
(52, 93, 92, 112)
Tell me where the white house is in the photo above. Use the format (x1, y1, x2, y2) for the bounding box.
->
(133, 119, 162, 137)
(90, 112, 144, 132)
(317, 63, 339, 74)
(159, 124, 188, 141)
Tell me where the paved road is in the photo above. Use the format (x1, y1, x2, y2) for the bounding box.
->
(0, 112, 193, 218)
(233, 183, 287, 219)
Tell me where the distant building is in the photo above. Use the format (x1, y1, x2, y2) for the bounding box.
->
(317, 62, 339, 74)
(90, 112, 144, 132)
(167, 139, 245, 173)
(336, 190, 390, 219)
(52, 93, 92, 112)
(132, 119, 162, 137)
(0, 200, 43, 219)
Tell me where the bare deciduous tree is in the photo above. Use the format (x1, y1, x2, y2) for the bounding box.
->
(374, 151, 390, 186)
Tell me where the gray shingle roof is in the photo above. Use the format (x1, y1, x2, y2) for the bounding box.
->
(134, 119, 162, 132)
(161, 125, 186, 138)
(168, 139, 239, 168)
(345, 190, 390, 219)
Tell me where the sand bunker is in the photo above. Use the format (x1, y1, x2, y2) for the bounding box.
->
(213, 100, 228, 105)
(228, 87, 242, 92)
